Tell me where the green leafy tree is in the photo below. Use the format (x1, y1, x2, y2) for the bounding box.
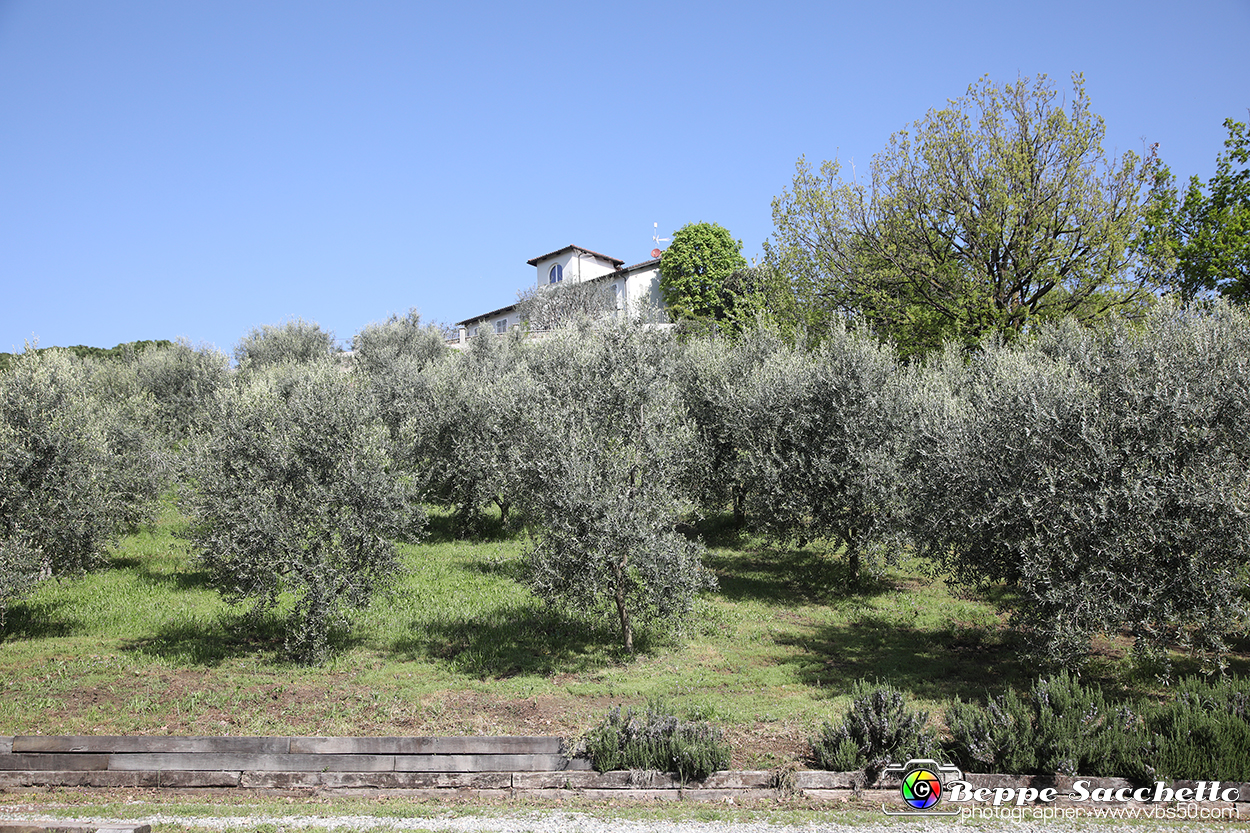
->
(767, 74, 1160, 356)
(658, 222, 748, 331)
(185, 363, 422, 663)
(1139, 116, 1250, 303)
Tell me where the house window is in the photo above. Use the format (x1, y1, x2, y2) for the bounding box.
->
(471, 326, 479, 337)
(549, 264, 563, 283)
(611, 283, 622, 310)
(494, 318, 508, 334)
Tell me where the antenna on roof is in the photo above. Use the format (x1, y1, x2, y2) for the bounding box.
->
(651, 222, 669, 259)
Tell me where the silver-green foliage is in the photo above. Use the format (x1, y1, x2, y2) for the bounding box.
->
(132, 339, 231, 442)
(583, 699, 730, 780)
(811, 680, 939, 775)
(733, 324, 907, 580)
(351, 309, 447, 378)
(184, 363, 422, 663)
(908, 303, 1250, 668)
(515, 280, 617, 331)
(233, 317, 339, 371)
(523, 323, 716, 653)
(674, 327, 787, 519)
(945, 671, 1155, 781)
(397, 332, 539, 529)
(0, 349, 163, 620)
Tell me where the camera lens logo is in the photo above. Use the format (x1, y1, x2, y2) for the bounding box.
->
(901, 766, 942, 810)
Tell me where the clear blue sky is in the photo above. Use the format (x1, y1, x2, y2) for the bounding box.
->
(2, 0, 1247, 354)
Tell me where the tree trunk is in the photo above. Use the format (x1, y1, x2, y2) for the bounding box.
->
(611, 557, 634, 653)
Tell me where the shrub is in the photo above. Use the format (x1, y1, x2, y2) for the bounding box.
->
(583, 699, 729, 781)
(946, 672, 1152, 781)
(1148, 676, 1250, 780)
(184, 362, 422, 663)
(811, 680, 939, 776)
(945, 687, 1036, 775)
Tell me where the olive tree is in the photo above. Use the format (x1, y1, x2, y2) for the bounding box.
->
(733, 324, 908, 580)
(351, 309, 447, 378)
(908, 305, 1250, 668)
(396, 332, 540, 531)
(522, 323, 716, 653)
(233, 317, 339, 370)
(132, 339, 231, 443)
(184, 362, 421, 663)
(0, 349, 163, 621)
(515, 280, 618, 331)
(674, 326, 787, 521)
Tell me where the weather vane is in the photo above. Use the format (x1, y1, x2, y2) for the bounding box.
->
(651, 222, 669, 259)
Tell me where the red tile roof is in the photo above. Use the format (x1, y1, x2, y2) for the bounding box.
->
(525, 245, 624, 267)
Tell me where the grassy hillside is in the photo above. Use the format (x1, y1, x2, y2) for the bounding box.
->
(0, 500, 1221, 769)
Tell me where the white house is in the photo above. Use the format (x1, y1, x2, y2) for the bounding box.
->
(450, 244, 664, 344)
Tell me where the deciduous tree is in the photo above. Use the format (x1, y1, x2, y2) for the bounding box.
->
(768, 74, 1160, 356)
(1138, 116, 1250, 303)
(659, 222, 749, 332)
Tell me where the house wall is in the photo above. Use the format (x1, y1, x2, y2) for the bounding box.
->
(621, 262, 663, 315)
(531, 251, 618, 287)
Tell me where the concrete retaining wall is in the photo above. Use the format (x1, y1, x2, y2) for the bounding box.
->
(2, 736, 1248, 805)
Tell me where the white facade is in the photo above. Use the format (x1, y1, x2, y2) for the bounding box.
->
(452, 245, 664, 344)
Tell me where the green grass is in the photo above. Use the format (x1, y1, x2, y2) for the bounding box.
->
(0, 501, 1206, 767)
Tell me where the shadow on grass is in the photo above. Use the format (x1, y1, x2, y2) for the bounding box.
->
(391, 602, 630, 678)
(704, 547, 897, 606)
(462, 554, 527, 582)
(776, 611, 1034, 704)
(131, 563, 215, 592)
(0, 597, 79, 640)
(123, 607, 362, 667)
(682, 512, 749, 549)
(422, 508, 525, 545)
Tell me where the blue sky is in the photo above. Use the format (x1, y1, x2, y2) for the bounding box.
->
(1, 0, 1247, 354)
